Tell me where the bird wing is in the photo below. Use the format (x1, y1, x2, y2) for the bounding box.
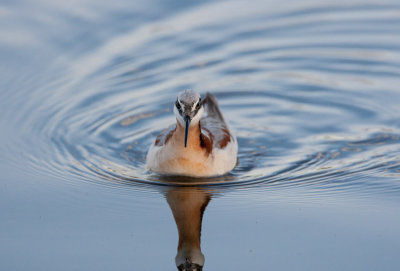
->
(154, 124, 176, 146)
(200, 93, 232, 153)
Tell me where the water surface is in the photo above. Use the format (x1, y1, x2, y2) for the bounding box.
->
(1, 0, 400, 270)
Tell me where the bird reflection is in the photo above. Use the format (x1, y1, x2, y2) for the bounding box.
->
(166, 186, 211, 271)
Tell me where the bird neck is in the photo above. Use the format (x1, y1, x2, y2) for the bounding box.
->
(175, 120, 201, 149)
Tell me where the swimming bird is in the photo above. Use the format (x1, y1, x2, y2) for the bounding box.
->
(146, 90, 238, 177)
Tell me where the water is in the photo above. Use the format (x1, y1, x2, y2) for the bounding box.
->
(1, 0, 400, 270)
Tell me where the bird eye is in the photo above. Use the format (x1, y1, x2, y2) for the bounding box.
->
(175, 100, 181, 110)
(196, 98, 202, 109)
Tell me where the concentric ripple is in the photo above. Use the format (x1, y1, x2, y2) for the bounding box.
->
(9, 0, 400, 198)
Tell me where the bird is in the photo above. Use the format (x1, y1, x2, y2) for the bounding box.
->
(146, 89, 238, 177)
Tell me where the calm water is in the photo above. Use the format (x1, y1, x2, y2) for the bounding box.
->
(1, 0, 400, 270)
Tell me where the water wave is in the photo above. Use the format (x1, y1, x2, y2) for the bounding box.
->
(6, 0, 399, 199)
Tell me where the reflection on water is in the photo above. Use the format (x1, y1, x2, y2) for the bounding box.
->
(166, 186, 211, 270)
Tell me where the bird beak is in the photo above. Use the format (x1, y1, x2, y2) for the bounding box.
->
(184, 115, 190, 148)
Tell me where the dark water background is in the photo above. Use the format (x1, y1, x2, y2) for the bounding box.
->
(1, 0, 400, 270)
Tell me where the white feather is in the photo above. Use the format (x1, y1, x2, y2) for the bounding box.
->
(146, 132, 237, 177)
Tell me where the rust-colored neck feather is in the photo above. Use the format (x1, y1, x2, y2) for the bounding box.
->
(175, 121, 202, 151)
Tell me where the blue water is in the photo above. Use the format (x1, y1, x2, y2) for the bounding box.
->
(1, 0, 400, 270)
